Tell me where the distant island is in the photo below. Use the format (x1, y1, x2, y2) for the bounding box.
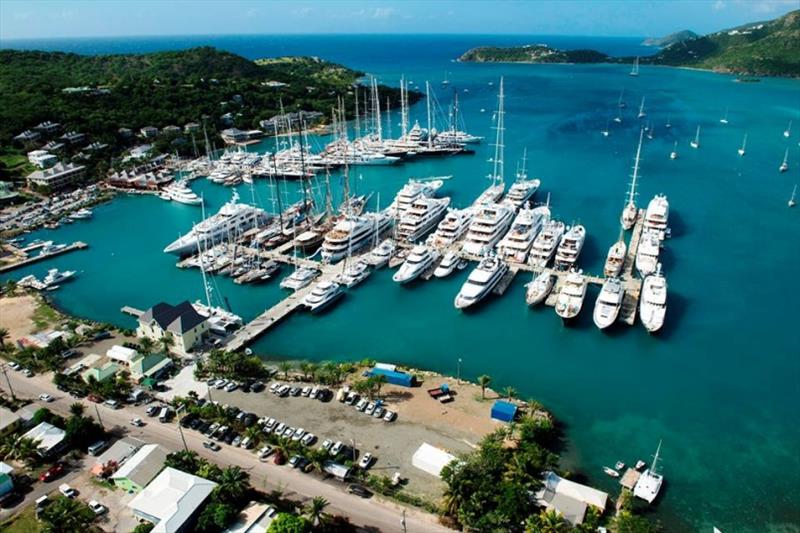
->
(458, 9, 800, 77)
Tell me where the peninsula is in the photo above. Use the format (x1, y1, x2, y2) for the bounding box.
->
(458, 9, 800, 77)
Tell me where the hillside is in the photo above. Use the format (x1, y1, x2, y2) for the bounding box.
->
(458, 10, 800, 77)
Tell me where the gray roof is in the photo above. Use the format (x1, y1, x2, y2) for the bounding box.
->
(112, 443, 168, 488)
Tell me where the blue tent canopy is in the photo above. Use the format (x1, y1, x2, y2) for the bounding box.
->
(491, 400, 518, 422)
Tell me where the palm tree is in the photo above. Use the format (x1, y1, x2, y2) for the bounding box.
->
(138, 336, 155, 355)
(218, 465, 250, 502)
(478, 375, 491, 399)
(39, 496, 94, 533)
(504, 386, 517, 400)
(305, 496, 330, 527)
(6, 437, 40, 466)
(371, 374, 387, 397)
(3, 280, 17, 297)
(69, 402, 85, 418)
(0, 327, 9, 349)
(299, 361, 312, 380)
(244, 426, 262, 447)
(277, 361, 293, 380)
(527, 509, 570, 533)
(159, 334, 174, 354)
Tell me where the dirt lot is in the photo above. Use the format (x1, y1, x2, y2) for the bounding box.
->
(56, 464, 138, 533)
(0, 295, 39, 342)
(212, 375, 506, 499)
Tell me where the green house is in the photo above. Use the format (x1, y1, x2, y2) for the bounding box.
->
(111, 444, 168, 493)
(130, 353, 172, 381)
(82, 361, 119, 383)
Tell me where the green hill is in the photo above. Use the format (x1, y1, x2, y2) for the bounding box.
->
(459, 45, 608, 64)
(642, 30, 699, 47)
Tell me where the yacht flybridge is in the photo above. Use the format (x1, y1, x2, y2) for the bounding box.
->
(397, 196, 451, 242)
(390, 178, 445, 216)
(427, 207, 475, 248)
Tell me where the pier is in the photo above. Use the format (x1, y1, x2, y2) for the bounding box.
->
(121, 306, 144, 318)
(0, 241, 88, 274)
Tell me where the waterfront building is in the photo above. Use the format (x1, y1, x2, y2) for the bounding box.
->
(130, 353, 173, 381)
(137, 301, 209, 355)
(140, 126, 159, 138)
(27, 150, 59, 169)
(535, 471, 609, 526)
(112, 443, 168, 494)
(128, 467, 217, 533)
(21, 422, 67, 458)
(26, 162, 86, 190)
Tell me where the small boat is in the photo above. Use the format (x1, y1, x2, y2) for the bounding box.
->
(789, 184, 797, 208)
(784, 120, 792, 138)
(69, 208, 93, 220)
(601, 118, 610, 137)
(525, 271, 555, 306)
(779, 148, 789, 173)
(670, 140, 678, 160)
(434, 251, 460, 278)
(613, 108, 623, 124)
(719, 107, 729, 125)
(617, 89, 626, 108)
(603, 466, 621, 478)
(615, 461, 626, 471)
(665, 115, 671, 129)
(637, 96, 646, 118)
(629, 56, 640, 77)
(690, 125, 700, 149)
(737, 134, 747, 157)
(635, 460, 647, 471)
(280, 267, 319, 291)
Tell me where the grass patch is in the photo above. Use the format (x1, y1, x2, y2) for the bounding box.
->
(0, 504, 41, 533)
(90, 477, 117, 490)
(32, 298, 61, 330)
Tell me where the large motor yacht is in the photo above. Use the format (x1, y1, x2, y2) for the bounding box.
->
(454, 255, 508, 309)
(593, 277, 625, 330)
(280, 267, 320, 291)
(528, 219, 566, 268)
(472, 182, 505, 206)
(303, 281, 345, 313)
(433, 251, 461, 278)
(525, 271, 555, 306)
(554, 225, 586, 271)
(426, 207, 475, 248)
(635, 229, 661, 277)
(365, 238, 396, 268)
(461, 203, 514, 256)
(163, 180, 202, 205)
(321, 211, 393, 263)
(336, 260, 371, 288)
(504, 179, 540, 209)
(496, 204, 550, 263)
(392, 245, 438, 284)
(643, 194, 669, 240)
(640, 263, 667, 333)
(554, 269, 587, 323)
(397, 197, 451, 242)
(389, 179, 444, 216)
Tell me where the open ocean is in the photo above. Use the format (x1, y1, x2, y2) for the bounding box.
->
(2, 34, 799, 532)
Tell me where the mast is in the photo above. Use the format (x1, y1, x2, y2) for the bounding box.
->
(297, 111, 310, 214)
(426, 81, 433, 149)
(385, 97, 392, 139)
(374, 77, 382, 141)
(272, 122, 285, 229)
(354, 87, 361, 140)
(517, 147, 528, 181)
(400, 76, 408, 139)
(650, 440, 662, 475)
(202, 118, 212, 159)
(627, 128, 644, 206)
(695, 125, 701, 144)
(489, 77, 505, 186)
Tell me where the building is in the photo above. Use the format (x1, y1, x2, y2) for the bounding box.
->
(13, 130, 41, 145)
(16, 329, 67, 350)
(26, 162, 86, 190)
(59, 131, 86, 145)
(411, 443, 458, 478)
(0, 463, 14, 496)
(34, 121, 61, 135)
(223, 502, 275, 533)
(112, 444, 168, 493)
(534, 471, 609, 526)
(220, 128, 263, 144)
(27, 150, 58, 169)
(367, 367, 415, 387)
(91, 437, 145, 477)
(140, 126, 159, 138)
(21, 422, 67, 457)
(130, 353, 173, 381)
(184, 123, 200, 133)
(491, 400, 518, 423)
(118, 127, 134, 138)
(84, 141, 109, 151)
(0, 182, 20, 206)
(42, 140, 65, 152)
(0, 407, 21, 437)
(128, 467, 217, 533)
(137, 301, 208, 354)
(322, 461, 351, 481)
(82, 361, 119, 383)
(107, 345, 140, 366)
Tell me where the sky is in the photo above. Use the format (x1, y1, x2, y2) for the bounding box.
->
(0, 0, 797, 40)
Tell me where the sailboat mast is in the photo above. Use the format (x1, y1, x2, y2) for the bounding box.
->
(400, 76, 408, 138)
(651, 440, 662, 475)
(374, 78, 382, 142)
(272, 122, 284, 229)
(354, 87, 361, 140)
(628, 128, 644, 205)
(385, 97, 392, 139)
(426, 81, 433, 149)
(490, 77, 505, 186)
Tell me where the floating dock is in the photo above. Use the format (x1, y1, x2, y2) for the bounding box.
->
(0, 241, 88, 274)
(121, 306, 144, 318)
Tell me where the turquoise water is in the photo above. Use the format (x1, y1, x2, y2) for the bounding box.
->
(2, 36, 800, 531)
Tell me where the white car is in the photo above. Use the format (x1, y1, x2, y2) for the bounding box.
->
(358, 453, 374, 469)
(301, 433, 316, 446)
(330, 441, 344, 456)
(8, 362, 20, 371)
(38, 394, 54, 402)
(59, 483, 78, 498)
(365, 402, 376, 415)
(258, 446, 274, 460)
(355, 399, 368, 412)
(130, 418, 144, 427)
(301, 386, 311, 397)
(291, 428, 306, 441)
(88, 500, 107, 515)
(383, 410, 397, 422)
(320, 439, 333, 452)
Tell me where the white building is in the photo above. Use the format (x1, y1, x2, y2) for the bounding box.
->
(27, 150, 58, 169)
(128, 467, 217, 533)
(534, 471, 609, 525)
(137, 301, 209, 355)
(26, 162, 86, 190)
(411, 442, 458, 478)
(107, 345, 140, 366)
(21, 422, 67, 457)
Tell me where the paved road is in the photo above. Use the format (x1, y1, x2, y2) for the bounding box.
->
(2, 370, 453, 533)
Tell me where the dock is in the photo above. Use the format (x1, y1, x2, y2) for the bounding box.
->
(121, 306, 144, 318)
(0, 241, 88, 274)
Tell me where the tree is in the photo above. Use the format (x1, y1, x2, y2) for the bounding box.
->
(1, 436, 40, 466)
(69, 402, 85, 418)
(525, 509, 570, 533)
(196, 501, 237, 532)
(370, 374, 387, 397)
(299, 362, 312, 380)
(3, 280, 17, 296)
(160, 334, 175, 354)
(138, 336, 155, 355)
(504, 386, 517, 400)
(132, 523, 155, 533)
(278, 361, 293, 380)
(0, 327, 9, 348)
(305, 496, 330, 527)
(478, 375, 492, 399)
(216, 465, 250, 503)
(609, 510, 661, 533)
(165, 450, 201, 473)
(39, 496, 95, 533)
(268, 513, 311, 533)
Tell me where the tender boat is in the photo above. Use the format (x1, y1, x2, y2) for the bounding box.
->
(604, 239, 627, 278)
(280, 267, 319, 291)
(670, 140, 678, 160)
(454, 255, 508, 309)
(634, 440, 664, 504)
(789, 184, 797, 208)
(433, 251, 460, 278)
(554, 269, 587, 322)
(640, 263, 667, 333)
(593, 277, 625, 330)
(603, 467, 621, 478)
(779, 148, 789, 173)
(528, 219, 566, 268)
(635, 230, 661, 277)
(393, 245, 438, 284)
(303, 281, 345, 313)
(365, 238, 396, 267)
(635, 460, 647, 471)
(525, 271, 555, 306)
(690, 125, 701, 148)
(554, 225, 586, 271)
(615, 461, 626, 471)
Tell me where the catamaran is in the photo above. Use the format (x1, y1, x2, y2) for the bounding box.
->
(690, 125, 701, 148)
(629, 56, 640, 76)
(634, 440, 665, 503)
(622, 128, 645, 230)
(779, 148, 789, 173)
(593, 277, 625, 330)
(738, 134, 747, 156)
(640, 263, 667, 333)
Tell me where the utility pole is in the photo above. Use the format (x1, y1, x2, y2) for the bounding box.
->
(0, 365, 16, 401)
(401, 509, 407, 533)
(457, 357, 462, 384)
(94, 404, 104, 429)
(177, 414, 189, 452)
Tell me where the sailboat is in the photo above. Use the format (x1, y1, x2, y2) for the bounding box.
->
(719, 107, 729, 125)
(617, 89, 626, 108)
(784, 120, 792, 138)
(670, 140, 678, 160)
(629, 56, 640, 76)
(779, 148, 789, 172)
(633, 440, 665, 504)
(601, 118, 610, 137)
(613, 107, 623, 124)
(690, 125, 701, 149)
(637, 97, 646, 119)
(665, 115, 671, 129)
(646, 122, 654, 140)
(621, 128, 645, 230)
(789, 184, 797, 208)
(737, 134, 747, 156)
(475, 77, 506, 205)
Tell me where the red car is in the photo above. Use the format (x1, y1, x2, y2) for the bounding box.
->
(39, 463, 64, 482)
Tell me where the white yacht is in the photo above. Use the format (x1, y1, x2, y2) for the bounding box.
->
(427, 207, 474, 248)
(635, 230, 661, 277)
(461, 203, 514, 256)
(433, 251, 460, 278)
(554, 270, 587, 323)
(42, 268, 77, 288)
(390, 179, 444, 216)
(779, 148, 789, 173)
(321, 211, 393, 263)
(303, 281, 345, 313)
(365, 238, 395, 267)
(435, 130, 483, 144)
(69, 208, 93, 220)
(789, 184, 797, 208)
(39, 242, 66, 255)
(640, 264, 667, 333)
(504, 179, 540, 209)
(643, 194, 669, 239)
(164, 191, 268, 255)
(634, 441, 664, 503)
(191, 302, 243, 332)
(737, 134, 747, 157)
(393, 245, 438, 284)
(280, 267, 319, 291)
(496, 204, 549, 263)
(454, 255, 508, 309)
(164, 180, 202, 205)
(397, 197, 451, 242)
(525, 271, 555, 306)
(690, 125, 701, 148)
(604, 239, 627, 278)
(336, 260, 371, 288)
(472, 182, 505, 206)
(593, 277, 625, 330)
(669, 141, 678, 160)
(554, 225, 586, 271)
(529, 220, 566, 268)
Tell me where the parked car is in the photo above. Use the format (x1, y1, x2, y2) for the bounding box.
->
(0, 490, 22, 508)
(88, 440, 108, 456)
(146, 405, 159, 417)
(320, 439, 333, 452)
(383, 410, 397, 422)
(373, 406, 385, 419)
(88, 500, 107, 515)
(240, 437, 254, 449)
(224, 432, 237, 445)
(275, 423, 287, 434)
(269, 383, 281, 394)
(358, 453, 374, 470)
(251, 381, 265, 392)
(277, 385, 290, 397)
(344, 392, 358, 405)
(330, 441, 344, 456)
(130, 418, 144, 427)
(365, 402, 376, 415)
(282, 427, 295, 439)
(347, 484, 372, 498)
(38, 394, 54, 402)
(309, 387, 319, 399)
(291, 428, 306, 442)
(203, 441, 221, 452)
(301, 386, 311, 397)
(301, 433, 316, 446)
(265, 418, 277, 430)
(22, 369, 33, 377)
(58, 484, 78, 498)
(355, 399, 368, 412)
(104, 399, 120, 409)
(224, 381, 239, 392)
(288, 455, 302, 468)
(7, 362, 20, 371)
(205, 422, 220, 437)
(258, 446, 274, 460)
(232, 435, 242, 447)
(289, 387, 301, 397)
(214, 379, 228, 390)
(92, 331, 112, 341)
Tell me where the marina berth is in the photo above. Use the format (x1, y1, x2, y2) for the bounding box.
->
(604, 239, 627, 278)
(454, 255, 509, 309)
(554, 269, 588, 322)
(433, 250, 460, 278)
(554, 224, 586, 271)
(525, 271, 556, 306)
(528, 219, 566, 268)
(461, 203, 514, 256)
(426, 207, 475, 248)
(365, 238, 396, 267)
(593, 277, 625, 330)
(320, 210, 393, 263)
(397, 196, 451, 242)
(635, 229, 661, 277)
(393, 244, 438, 284)
(496, 203, 550, 263)
(302, 280, 345, 313)
(643, 194, 670, 239)
(280, 267, 319, 291)
(640, 264, 667, 333)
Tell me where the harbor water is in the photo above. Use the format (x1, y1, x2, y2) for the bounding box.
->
(2, 35, 799, 532)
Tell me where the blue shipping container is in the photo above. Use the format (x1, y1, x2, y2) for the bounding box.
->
(368, 367, 415, 387)
(491, 400, 518, 422)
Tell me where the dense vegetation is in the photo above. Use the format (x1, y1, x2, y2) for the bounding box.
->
(459, 10, 800, 77)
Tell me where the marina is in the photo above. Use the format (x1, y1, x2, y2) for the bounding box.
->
(0, 240, 87, 273)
